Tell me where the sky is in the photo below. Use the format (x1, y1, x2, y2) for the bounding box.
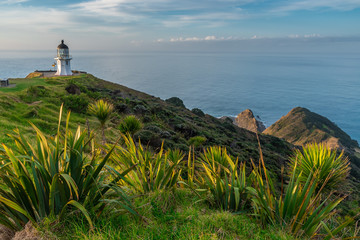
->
(0, 0, 360, 52)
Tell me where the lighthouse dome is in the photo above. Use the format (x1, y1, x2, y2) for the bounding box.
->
(56, 40, 70, 59)
(57, 40, 69, 49)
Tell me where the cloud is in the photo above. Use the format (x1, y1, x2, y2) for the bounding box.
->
(273, 0, 360, 12)
(0, 0, 28, 4)
(70, 0, 252, 27)
(159, 36, 248, 42)
(168, 36, 222, 42)
(0, 7, 73, 32)
(1, 0, 360, 50)
(288, 34, 321, 38)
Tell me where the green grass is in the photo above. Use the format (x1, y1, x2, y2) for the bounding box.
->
(47, 189, 293, 240)
(0, 73, 359, 239)
(0, 76, 120, 147)
(0, 78, 50, 93)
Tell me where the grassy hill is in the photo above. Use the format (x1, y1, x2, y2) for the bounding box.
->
(0, 73, 293, 174)
(264, 107, 359, 151)
(1, 74, 359, 239)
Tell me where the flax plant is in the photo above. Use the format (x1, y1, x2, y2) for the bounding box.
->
(250, 137, 353, 238)
(0, 105, 136, 231)
(289, 143, 350, 193)
(199, 146, 232, 175)
(111, 133, 184, 194)
(198, 146, 253, 212)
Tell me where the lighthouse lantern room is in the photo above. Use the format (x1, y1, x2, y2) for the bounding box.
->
(55, 40, 72, 76)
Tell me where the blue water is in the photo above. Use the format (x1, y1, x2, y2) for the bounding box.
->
(1, 51, 360, 143)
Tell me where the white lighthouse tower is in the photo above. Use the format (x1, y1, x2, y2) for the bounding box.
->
(55, 40, 72, 76)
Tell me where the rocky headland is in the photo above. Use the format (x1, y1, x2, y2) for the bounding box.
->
(263, 107, 359, 153)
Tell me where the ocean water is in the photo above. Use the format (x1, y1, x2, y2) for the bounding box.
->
(1, 51, 360, 143)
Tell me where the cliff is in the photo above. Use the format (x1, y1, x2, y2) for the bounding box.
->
(233, 109, 266, 133)
(264, 107, 359, 152)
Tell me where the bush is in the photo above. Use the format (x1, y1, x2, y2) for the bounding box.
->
(21, 86, 49, 102)
(134, 130, 162, 148)
(188, 136, 207, 148)
(191, 108, 205, 117)
(62, 93, 90, 113)
(133, 104, 148, 114)
(27, 85, 48, 97)
(165, 97, 185, 108)
(118, 115, 143, 136)
(114, 103, 128, 113)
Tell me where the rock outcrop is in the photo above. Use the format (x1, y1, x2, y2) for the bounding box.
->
(0, 225, 15, 240)
(233, 109, 266, 133)
(13, 222, 42, 240)
(264, 107, 359, 151)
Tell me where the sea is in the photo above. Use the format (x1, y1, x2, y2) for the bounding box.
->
(1, 50, 360, 143)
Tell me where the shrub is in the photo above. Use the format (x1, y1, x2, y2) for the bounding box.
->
(191, 108, 205, 117)
(118, 115, 143, 136)
(62, 93, 89, 113)
(21, 86, 49, 102)
(165, 97, 185, 108)
(27, 85, 48, 97)
(114, 103, 128, 113)
(0, 105, 137, 231)
(188, 136, 207, 148)
(133, 104, 148, 114)
(134, 130, 162, 148)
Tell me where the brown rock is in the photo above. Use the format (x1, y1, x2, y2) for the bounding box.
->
(0, 224, 15, 240)
(13, 222, 42, 240)
(234, 109, 266, 133)
(25, 72, 43, 78)
(65, 84, 81, 95)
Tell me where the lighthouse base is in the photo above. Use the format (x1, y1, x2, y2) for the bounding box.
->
(55, 58, 73, 76)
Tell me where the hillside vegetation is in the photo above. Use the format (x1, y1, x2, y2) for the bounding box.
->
(0, 74, 292, 174)
(0, 74, 359, 239)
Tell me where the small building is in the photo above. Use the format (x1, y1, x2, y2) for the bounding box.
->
(55, 40, 72, 76)
(0, 78, 9, 87)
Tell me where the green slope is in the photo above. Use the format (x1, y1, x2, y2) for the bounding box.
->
(0, 73, 293, 175)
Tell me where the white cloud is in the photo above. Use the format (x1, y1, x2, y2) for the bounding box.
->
(0, 7, 73, 32)
(204, 35, 216, 40)
(288, 34, 300, 38)
(169, 36, 219, 42)
(160, 36, 247, 42)
(288, 34, 321, 38)
(273, 0, 360, 12)
(70, 0, 145, 20)
(0, 0, 28, 4)
(304, 33, 321, 38)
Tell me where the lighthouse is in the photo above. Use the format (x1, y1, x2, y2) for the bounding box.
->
(55, 40, 72, 76)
